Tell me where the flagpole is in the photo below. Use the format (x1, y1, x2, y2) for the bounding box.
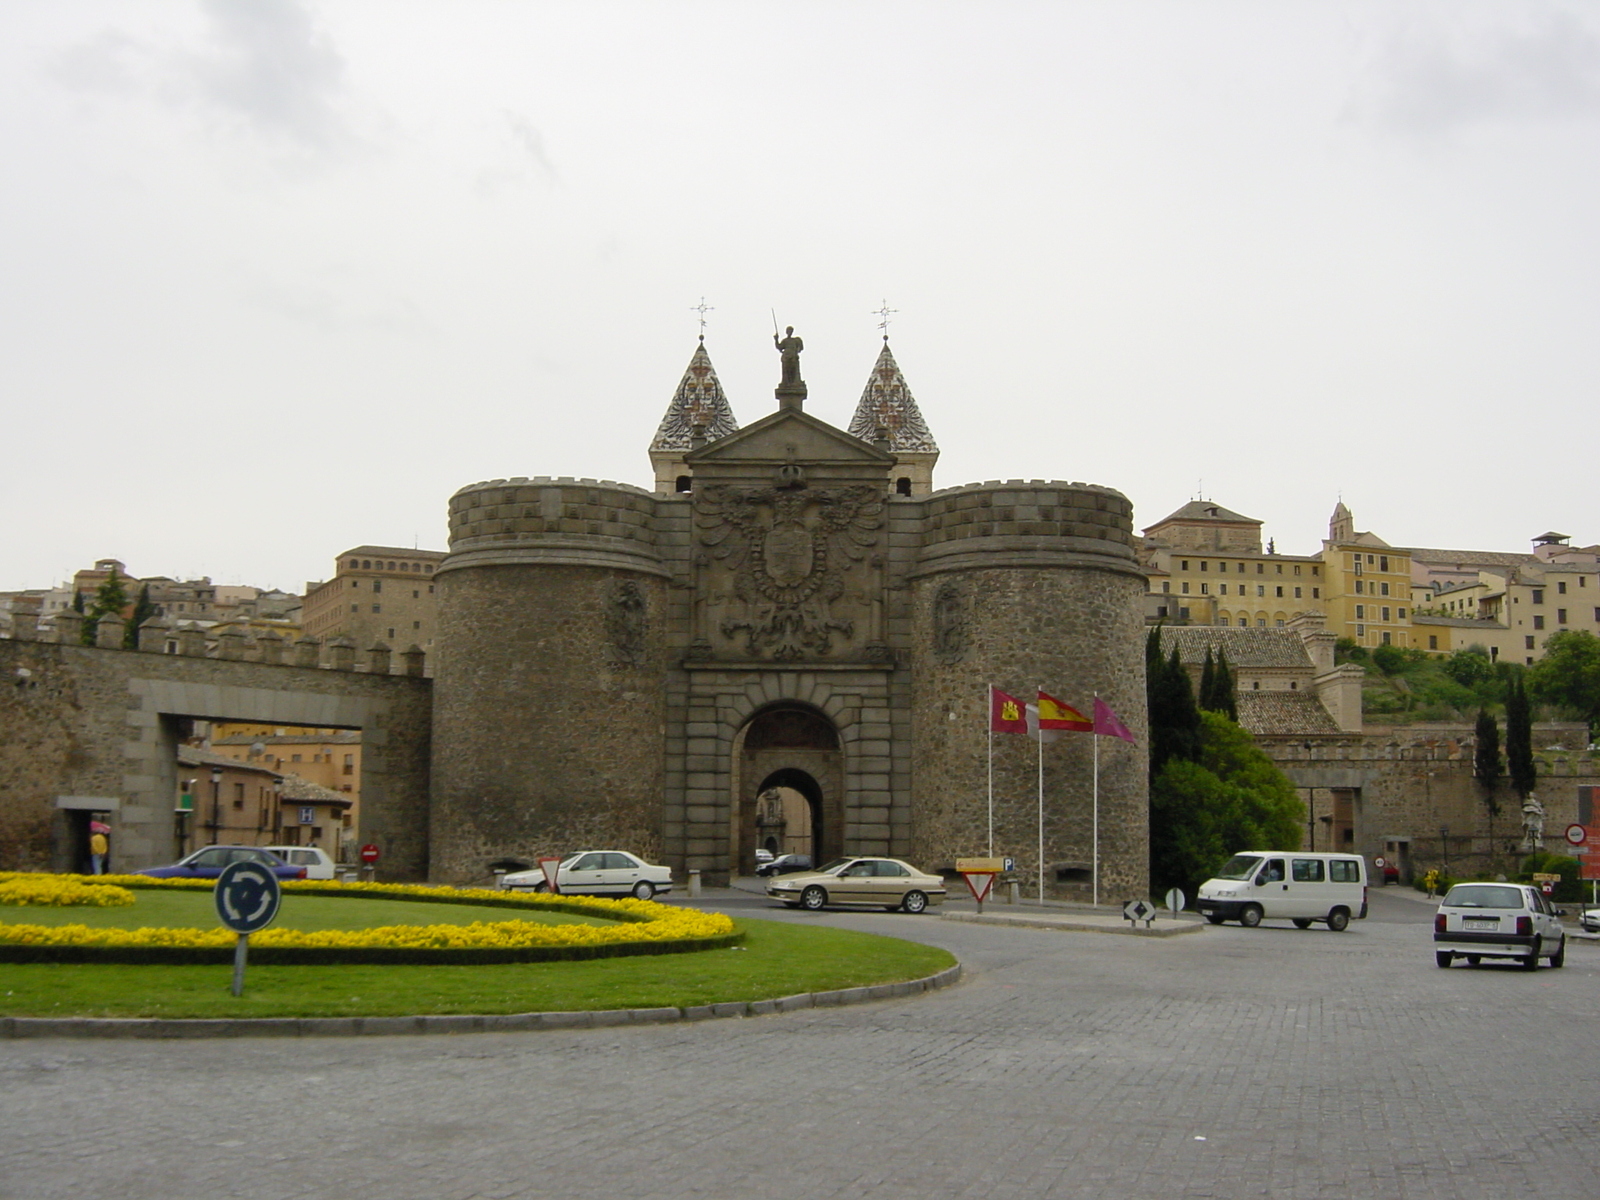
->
(1093, 693, 1101, 908)
(986, 685, 994, 857)
(1037, 686, 1045, 905)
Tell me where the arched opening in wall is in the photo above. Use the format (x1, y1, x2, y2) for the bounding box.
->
(896, 477, 912, 496)
(675, 475, 692, 493)
(734, 703, 842, 876)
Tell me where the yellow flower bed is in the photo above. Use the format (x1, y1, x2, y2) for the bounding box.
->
(0, 872, 734, 955)
(0, 876, 136, 908)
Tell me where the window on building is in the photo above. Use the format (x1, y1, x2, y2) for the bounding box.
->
(1181, 583, 1190, 594)
(388, 628, 395, 639)
(232, 783, 245, 809)
(1201, 562, 1208, 572)
(1312, 588, 1320, 599)
(1252, 681, 1260, 690)
(1532, 589, 1544, 604)
(412, 590, 420, 599)
(291, 753, 301, 762)
(1294, 587, 1302, 599)
(350, 580, 359, 589)
(1237, 563, 1246, 573)
(1356, 580, 1364, 594)
(1367, 554, 1375, 565)
(348, 558, 359, 569)
(1179, 607, 1190, 619)
(1559, 581, 1568, 594)
(413, 621, 421, 629)
(1526, 636, 1536, 649)
(428, 585, 435, 593)
(1276, 564, 1284, 574)
(1238, 618, 1247, 627)
(1429, 636, 1438, 650)
(1533, 615, 1545, 630)
(1381, 631, 1392, 645)
(372, 604, 381, 614)
(343, 754, 354, 776)
(1181, 560, 1189, 571)
(1200, 583, 1209, 595)
(1356, 605, 1365, 619)
(1356, 624, 1365, 637)
(372, 580, 382, 593)
(1257, 563, 1264, 574)
(1559, 609, 1568, 624)
(1161, 582, 1171, 593)
(1312, 566, 1319, 577)
(1380, 556, 1389, 572)
(1293, 565, 1301, 576)
(1382, 607, 1391, 621)
(350, 604, 359, 613)
(362, 560, 371, 569)
(1398, 607, 1406, 619)
(1380, 582, 1390, 596)
(426, 565, 434, 573)
(1257, 586, 1265, 597)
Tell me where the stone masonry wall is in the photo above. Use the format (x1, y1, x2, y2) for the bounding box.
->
(429, 563, 668, 884)
(0, 637, 432, 877)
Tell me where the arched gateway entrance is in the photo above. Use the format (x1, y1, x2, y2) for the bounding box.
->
(734, 705, 842, 876)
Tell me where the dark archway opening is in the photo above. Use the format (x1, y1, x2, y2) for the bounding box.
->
(738, 704, 842, 875)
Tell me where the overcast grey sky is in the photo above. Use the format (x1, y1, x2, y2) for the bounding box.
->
(4, 1, 1597, 593)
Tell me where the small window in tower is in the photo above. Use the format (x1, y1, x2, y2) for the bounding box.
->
(896, 477, 912, 496)
(676, 475, 692, 493)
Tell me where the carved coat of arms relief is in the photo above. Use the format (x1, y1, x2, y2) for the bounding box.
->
(694, 483, 885, 660)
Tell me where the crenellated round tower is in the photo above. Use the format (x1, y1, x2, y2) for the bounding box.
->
(907, 479, 1149, 899)
(429, 476, 671, 882)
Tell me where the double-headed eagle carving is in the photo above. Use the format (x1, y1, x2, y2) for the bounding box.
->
(695, 484, 885, 659)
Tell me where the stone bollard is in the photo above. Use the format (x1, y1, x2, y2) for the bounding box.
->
(688, 869, 702, 898)
(366, 641, 392, 676)
(1007, 879, 1021, 905)
(216, 627, 247, 661)
(401, 645, 427, 677)
(326, 637, 356, 672)
(137, 616, 172, 652)
(293, 636, 321, 668)
(256, 629, 285, 665)
(492, 869, 506, 890)
(94, 614, 125, 649)
(53, 610, 84, 645)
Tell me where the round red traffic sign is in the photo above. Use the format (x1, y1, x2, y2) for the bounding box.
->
(360, 843, 380, 864)
(1566, 824, 1587, 846)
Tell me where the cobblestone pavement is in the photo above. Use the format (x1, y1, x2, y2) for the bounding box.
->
(4, 888, 1598, 1200)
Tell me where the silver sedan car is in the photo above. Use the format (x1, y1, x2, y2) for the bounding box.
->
(767, 856, 946, 914)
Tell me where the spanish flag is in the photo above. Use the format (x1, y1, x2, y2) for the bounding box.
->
(1037, 690, 1094, 732)
(990, 686, 1028, 734)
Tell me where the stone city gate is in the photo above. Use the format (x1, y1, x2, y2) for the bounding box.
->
(0, 636, 431, 877)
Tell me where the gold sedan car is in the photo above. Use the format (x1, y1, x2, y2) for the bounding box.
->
(767, 856, 947, 914)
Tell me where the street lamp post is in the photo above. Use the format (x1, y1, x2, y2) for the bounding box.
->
(209, 766, 223, 845)
(1440, 824, 1450, 876)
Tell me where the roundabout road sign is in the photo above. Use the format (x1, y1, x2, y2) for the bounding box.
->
(1566, 823, 1587, 847)
(214, 861, 282, 934)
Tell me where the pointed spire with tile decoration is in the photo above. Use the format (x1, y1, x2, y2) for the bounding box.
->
(649, 339, 740, 493)
(848, 339, 938, 494)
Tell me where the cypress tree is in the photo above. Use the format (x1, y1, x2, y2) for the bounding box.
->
(1150, 646, 1203, 776)
(126, 583, 156, 649)
(1474, 707, 1503, 862)
(1214, 646, 1238, 722)
(1198, 647, 1217, 713)
(1505, 677, 1537, 801)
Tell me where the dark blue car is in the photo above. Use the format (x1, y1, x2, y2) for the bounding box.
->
(133, 845, 306, 881)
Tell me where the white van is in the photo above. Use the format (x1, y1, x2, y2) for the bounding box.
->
(1196, 852, 1368, 931)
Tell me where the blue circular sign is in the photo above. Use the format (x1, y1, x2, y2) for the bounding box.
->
(214, 861, 282, 934)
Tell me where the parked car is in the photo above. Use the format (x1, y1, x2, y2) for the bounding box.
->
(756, 853, 812, 877)
(755, 848, 775, 866)
(498, 851, 673, 899)
(133, 845, 307, 880)
(766, 856, 947, 913)
(261, 845, 337, 880)
(1581, 908, 1600, 934)
(1434, 881, 1567, 969)
(1195, 852, 1368, 931)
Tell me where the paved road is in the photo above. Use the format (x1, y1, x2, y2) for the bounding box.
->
(4, 887, 1598, 1199)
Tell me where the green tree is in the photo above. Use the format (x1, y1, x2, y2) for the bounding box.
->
(1371, 642, 1406, 675)
(1444, 646, 1495, 688)
(1527, 630, 1600, 737)
(81, 567, 130, 646)
(1198, 647, 1216, 713)
(1149, 711, 1304, 895)
(1211, 647, 1238, 722)
(1474, 708, 1502, 863)
(1505, 676, 1537, 801)
(1148, 645, 1202, 776)
(125, 583, 156, 649)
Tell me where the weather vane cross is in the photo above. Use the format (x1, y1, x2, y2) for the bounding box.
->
(690, 296, 714, 341)
(872, 299, 898, 342)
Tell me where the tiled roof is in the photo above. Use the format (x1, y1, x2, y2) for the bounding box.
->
(1402, 546, 1538, 569)
(1156, 626, 1314, 670)
(1236, 691, 1342, 736)
(278, 773, 352, 805)
(341, 546, 446, 559)
(1145, 500, 1261, 529)
(847, 342, 937, 453)
(650, 341, 739, 452)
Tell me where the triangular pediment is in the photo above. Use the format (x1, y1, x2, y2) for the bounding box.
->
(685, 406, 894, 469)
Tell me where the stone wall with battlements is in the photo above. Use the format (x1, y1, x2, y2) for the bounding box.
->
(0, 633, 431, 877)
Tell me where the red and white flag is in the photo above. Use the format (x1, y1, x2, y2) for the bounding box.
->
(990, 686, 1028, 734)
(1093, 696, 1136, 744)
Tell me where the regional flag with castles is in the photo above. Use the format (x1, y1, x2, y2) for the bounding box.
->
(990, 686, 1028, 734)
(1037, 690, 1094, 732)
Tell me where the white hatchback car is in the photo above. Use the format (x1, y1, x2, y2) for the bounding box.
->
(261, 845, 337, 880)
(499, 851, 673, 900)
(1434, 882, 1567, 970)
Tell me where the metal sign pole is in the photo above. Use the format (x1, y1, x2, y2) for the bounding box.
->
(232, 933, 249, 997)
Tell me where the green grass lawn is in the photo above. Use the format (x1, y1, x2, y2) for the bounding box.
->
(0, 917, 954, 1019)
(0, 890, 607, 932)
